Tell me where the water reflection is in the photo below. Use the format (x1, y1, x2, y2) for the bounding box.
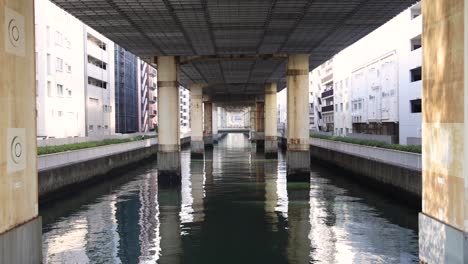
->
(41, 133, 418, 263)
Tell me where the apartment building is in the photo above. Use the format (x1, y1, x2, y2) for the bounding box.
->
(114, 45, 139, 134)
(308, 2, 422, 145)
(180, 87, 190, 134)
(84, 27, 115, 136)
(35, 0, 86, 138)
(138, 59, 157, 132)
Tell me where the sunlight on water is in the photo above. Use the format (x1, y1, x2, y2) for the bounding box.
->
(41, 133, 418, 263)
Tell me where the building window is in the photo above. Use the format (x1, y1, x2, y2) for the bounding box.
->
(56, 58, 63, 72)
(47, 81, 52, 97)
(56, 84, 63, 96)
(89, 97, 99, 104)
(410, 67, 422, 82)
(410, 99, 422, 113)
(411, 35, 422, 51)
(66, 64, 72, 73)
(88, 77, 107, 89)
(410, 4, 421, 19)
(47, 54, 51, 75)
(340, 103, 343, 112)
(68, 90, 72, 97)
(46, 26, 51, 48)
(103, 105, 112, 113)
(87, 33, 106, 50)
(89, 125, 94, 131)
(88, 55, 107, 70)
(55, 31, 63, 46)
(58, 111, 63, 117)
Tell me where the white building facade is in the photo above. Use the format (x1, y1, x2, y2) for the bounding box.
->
(35, 0, 86, 138)
(137, 59, 158, 132)
(84, 27, 116, 136)
(308, 2, 422, 145)
(180, 87, 190, 134)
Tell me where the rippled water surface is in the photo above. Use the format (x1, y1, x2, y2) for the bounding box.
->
(41, 134, 419, 263)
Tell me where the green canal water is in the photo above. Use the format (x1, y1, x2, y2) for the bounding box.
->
(40, 133, 419, 263)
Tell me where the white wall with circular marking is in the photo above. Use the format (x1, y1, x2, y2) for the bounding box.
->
(7, 128, 26, 173)
(4, 7, 25, 57)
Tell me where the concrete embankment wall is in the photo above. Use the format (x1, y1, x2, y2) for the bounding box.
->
(309, 138, 422, 205)
(39, 137, 190, 202)
(37, 132, 156, 147)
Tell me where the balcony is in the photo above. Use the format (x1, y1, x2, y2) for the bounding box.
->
(149, 110, 157, 118)
(322, 105, 334, 113)
(149, 96, 156, 104)
(149, 84, 156, 91)
(321, 89, 333, 98)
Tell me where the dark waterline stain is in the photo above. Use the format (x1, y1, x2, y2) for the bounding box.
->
(41, 134, 419, 264)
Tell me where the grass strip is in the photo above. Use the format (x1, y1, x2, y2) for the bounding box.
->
(310, 134, 421, 154)
(38, 135, 156, 156)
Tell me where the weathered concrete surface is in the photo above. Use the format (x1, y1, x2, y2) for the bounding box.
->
(204, 101, 213, 149)
(310, 145, 421, 203)
(265, 138, 278, 159)
(39, 137, 190, 201)
(38, 138, 157, 171)
(39, 145, 158, 201)
(204, 136, 214, 149)
(287, 151, 310, 182)
(190, 83, 204, 154)
(157, 56, 180, 153)
(265, 83, 278, 157)
(419, 0, 468, 261)
(310, 138, 421, 171)
(158, 151, 181, 186)
(191, 140, 204, 159)
(419, 213, 468, 264)
(0, 217, 42, 264)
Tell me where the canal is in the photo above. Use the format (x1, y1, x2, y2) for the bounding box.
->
(40, 133, 419, 263)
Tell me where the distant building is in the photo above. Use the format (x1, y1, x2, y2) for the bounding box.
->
(84, 27, 116, 136)
(114, 45, 139, 133)
(180, 87, 190, 134)
(138, 60, 157, 132)
(35, 0, 86, 138)
(307, 2, 422, 145)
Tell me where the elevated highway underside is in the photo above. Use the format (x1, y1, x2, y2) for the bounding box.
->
(51, 0, 416, 96)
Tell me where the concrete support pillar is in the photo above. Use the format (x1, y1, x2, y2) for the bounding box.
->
(189, 84, 204, 158)
(286, 54, 310, 181)
(249, 106, 256, 140)
(204, 101, 213, 149)
(0, 1, 42, 262)
(419, 1, 468, 262)
(157, 56, 181, 184)
(255, 100, 265, 151)
(265, 83, 278, 158)
(212, 104, 219, 144)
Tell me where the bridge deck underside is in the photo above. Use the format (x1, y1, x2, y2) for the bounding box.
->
(51, 0, 416, 96)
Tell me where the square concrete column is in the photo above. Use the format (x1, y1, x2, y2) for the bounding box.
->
(0, 1, 42, 262)
(419, 1, 468, 263)
(286, 54, 310, 181)
(255, 100, 265, 151)
(212, 104, 219, 144)
(189, 83, 204, 158)
(249, 106, 256, 140)
(157, 56, 181, 185)
(265, 83, 278, 158)
(203, 101, 214, 149)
